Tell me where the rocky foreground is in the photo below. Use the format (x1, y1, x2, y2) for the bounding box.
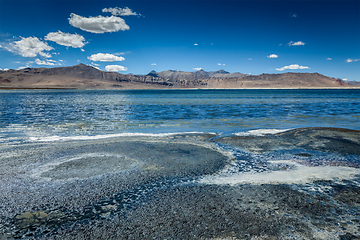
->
(0, 128, 359, 239)
(0, 64, 354, 89)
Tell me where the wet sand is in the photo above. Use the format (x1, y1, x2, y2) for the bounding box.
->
(0, 128, 359, 239)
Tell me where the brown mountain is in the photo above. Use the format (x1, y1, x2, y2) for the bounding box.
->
(0, 64, 354, 89)
(148, 69, 248, 80)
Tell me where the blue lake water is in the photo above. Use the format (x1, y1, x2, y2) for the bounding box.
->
(0, 89, 359, 143)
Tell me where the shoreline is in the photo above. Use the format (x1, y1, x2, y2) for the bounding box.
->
(1, 86, 360, 90)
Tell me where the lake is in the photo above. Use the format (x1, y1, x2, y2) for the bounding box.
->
(1, 89, 359, 143)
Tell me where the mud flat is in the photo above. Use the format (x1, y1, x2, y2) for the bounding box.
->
(0, 128, 359, 239)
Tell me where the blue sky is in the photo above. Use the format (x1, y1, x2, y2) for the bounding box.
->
(0, 0, 359, 81)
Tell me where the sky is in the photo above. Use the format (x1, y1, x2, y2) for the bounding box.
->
(0, 0, 359, 81)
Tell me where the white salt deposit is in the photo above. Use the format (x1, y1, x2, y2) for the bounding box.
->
(31, 153, 139, 181)
(234, 129, 292, 137)
(198, 160, 360, 185)
(29, 132, 213, 142)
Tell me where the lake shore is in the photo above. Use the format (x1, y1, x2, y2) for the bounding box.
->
(1, 128, 359, 239)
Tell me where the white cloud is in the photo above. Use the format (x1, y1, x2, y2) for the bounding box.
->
(17, 61, 33, 69)
(327, 58, 332, 60)
(276, 64, 310, 71)
(69, 13, 130, 34)
(91, 62, 100, 66)
(45, 31, 86, 48)
(267, 54, 278, 58)
(346, 58, 360, 63)
(151, 63, 156, 65)
(88, 53, 125, 62)
(193, 67, 202, 71)
(288, 41, 305, 46)
(194, 43, 198, 46)
(35, 59, 55, 66)
(11, 36, 53, 58)
(81, 49, 85, 52)
(291, 13, 297, 18)
(39, 52, 52, 58)
(102, 7, 140, 16)
(18, 66, 29, 70)
(105, 65, 127, 72)
(35, 58, 61, 66)
(0, 68, 9, 71)
(248, 58, 252, 60)
(217, 63, 225, 66)
(114, 51, 131, 55)
(343, 78, 348, 81)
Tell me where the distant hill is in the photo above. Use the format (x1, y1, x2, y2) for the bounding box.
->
(344, 80, 360, 86)
(0, 64, 354, 89)
(148, 69, 248, 80)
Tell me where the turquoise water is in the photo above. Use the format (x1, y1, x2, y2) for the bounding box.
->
(0, 89, 359, 143)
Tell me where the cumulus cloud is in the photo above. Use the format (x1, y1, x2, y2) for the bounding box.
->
(35, 59, 54, 66)
(267, 54, 278, 58)
(39, 52, 52, 58)
(105, 65, 127, 72)
(151, 63, 156, 65)
(248, 58, 252, 60)
(88, 53, 125, 62)
(45, 31, 86, 48)
(0, 68, 9, 71)
(346, 58, 360, 63)
(276, 64, 309, 71)
(327, 58, 332, 60)
(69, 13, 130, 33)
(102, 7, 140, 16)
(343, 78, 348, 81)
(11, 36, 53, 58)
(288, 41, 305, 46)
(194, 43, 198, 46)
(193, 68, 202, 71)
(217, 63, 225, 66)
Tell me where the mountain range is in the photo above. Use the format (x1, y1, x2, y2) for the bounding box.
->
(0, 64, 355, 89)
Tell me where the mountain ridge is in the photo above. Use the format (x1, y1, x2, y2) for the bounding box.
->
(0, 64, 355, 89)
(147, 69, 247, 80)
